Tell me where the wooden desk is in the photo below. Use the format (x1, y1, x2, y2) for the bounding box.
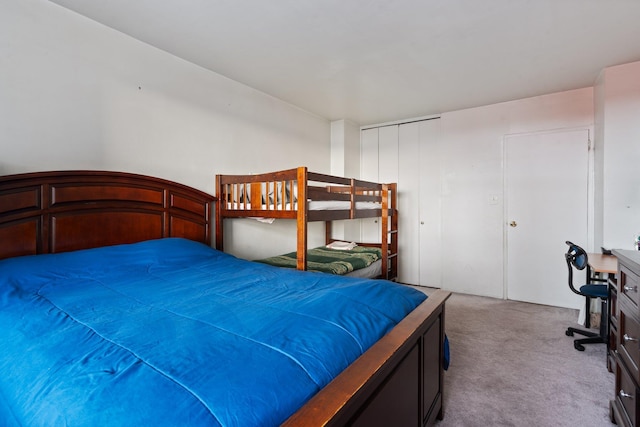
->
(587, 253, 618, 276)
(587, 253, 618, 373)
(584, 254, 617, 330)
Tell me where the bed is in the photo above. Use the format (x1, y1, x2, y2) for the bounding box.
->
(0, 170, 450, 426)
(216, 166, 398, 280)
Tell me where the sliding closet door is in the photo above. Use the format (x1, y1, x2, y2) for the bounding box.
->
(397, 118, 441, 286)
(362, 119, 440, 286)
(361, 128, 380, 242)
(398, 122, 420, 284)
(361, 128, 379, 181)
(378, 126, 399, 182)
(417, 119, 441, 287)
(361, 126, 398, 243)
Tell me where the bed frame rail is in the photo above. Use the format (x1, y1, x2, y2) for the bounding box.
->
(284, 289, 450, 426)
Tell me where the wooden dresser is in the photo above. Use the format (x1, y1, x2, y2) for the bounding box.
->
(611, 250, 640, 426)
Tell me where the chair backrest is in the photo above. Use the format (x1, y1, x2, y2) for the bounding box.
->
(565, 240, 587, 295)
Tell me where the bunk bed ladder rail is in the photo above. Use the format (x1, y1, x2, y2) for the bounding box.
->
(384, 183, 398, 281)
(322, 179, 397, 281)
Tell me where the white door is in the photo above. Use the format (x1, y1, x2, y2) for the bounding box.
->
(361, 126, 398, 243)
(418, 118, 441, 287)
(378, 125, 399, 183)
(361, 127, 380, 242)
(361, 128, 379, 182)
(506, 129, 589, 308)
(398, 122, 420, 284)
(395, 119, 441, 286)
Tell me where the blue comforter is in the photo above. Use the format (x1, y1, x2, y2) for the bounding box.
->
(0, 238, 427, 426)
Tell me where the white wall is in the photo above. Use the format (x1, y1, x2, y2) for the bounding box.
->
(357, 89, 593, 299)
(430, 88, 594, 298)
(0, 0, 331, 259)
(596, 61, 640, 250)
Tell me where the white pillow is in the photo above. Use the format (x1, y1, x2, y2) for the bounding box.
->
(326, 241, 357, 250)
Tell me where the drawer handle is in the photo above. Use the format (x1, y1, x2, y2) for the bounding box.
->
(624, 334, 638, 343)
(620, 390, 634, 399)
(624, 285, 638, 293)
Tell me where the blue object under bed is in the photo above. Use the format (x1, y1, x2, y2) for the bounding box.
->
(0, 238, 431, 426)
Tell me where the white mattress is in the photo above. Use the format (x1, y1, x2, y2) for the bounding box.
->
(345, 259, 382, 279)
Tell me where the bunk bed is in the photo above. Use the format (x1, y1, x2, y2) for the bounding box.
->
(216, 166, 399, 280)
(0, 170, 449, 426)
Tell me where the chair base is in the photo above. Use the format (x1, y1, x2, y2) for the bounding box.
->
(565, 327, 605, 351)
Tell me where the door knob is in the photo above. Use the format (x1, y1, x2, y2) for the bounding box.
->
(509, 221, 517, 227)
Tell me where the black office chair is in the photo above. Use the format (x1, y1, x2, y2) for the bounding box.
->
(564, 241, 608, 351)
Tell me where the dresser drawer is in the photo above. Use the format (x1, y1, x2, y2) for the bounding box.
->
(611, 325, 619, 372)
(619, 304, 640, 383)
(616, 353, 640, 427)
(620, 265, 640, 310)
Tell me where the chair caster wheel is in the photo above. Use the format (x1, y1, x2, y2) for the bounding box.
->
(566, 330, 573, 337)
(574, 342, 585, 351)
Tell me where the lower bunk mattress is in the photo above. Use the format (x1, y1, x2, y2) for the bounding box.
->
(0, 238, 427, 426)
(256, 244, 382, 276)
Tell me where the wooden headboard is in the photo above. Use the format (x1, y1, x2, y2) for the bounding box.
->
(0, 171, 215, 260)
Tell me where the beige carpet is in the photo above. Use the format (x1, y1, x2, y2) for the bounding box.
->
(421, 290, 615, 427)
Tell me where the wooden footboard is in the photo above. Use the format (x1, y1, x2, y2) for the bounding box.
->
(284, 289, 450, 427)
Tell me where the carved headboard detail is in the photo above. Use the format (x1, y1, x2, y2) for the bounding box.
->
(0, 171, 215, 260)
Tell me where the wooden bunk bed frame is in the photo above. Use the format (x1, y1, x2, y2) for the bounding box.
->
(0, 170, 449, 426)
(216, 166, 399, 280)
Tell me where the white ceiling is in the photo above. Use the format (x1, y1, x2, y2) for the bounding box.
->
(50, 0, 640, 125)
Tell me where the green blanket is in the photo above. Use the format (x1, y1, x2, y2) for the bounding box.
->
(256, 246, 382, 275)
